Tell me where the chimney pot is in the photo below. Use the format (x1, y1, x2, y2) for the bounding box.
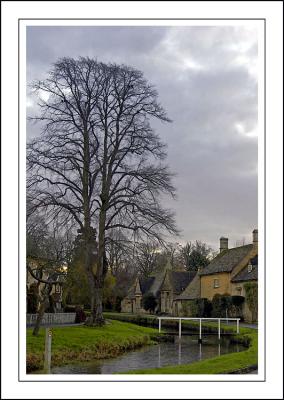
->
(219, 237, 228, 253)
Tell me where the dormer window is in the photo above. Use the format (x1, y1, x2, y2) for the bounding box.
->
(248, 263, 253, 273)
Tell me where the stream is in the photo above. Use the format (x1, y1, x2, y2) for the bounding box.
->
(44, 335, 246, 374)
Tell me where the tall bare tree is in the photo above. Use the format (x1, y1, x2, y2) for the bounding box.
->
(27, 57, 178, 325)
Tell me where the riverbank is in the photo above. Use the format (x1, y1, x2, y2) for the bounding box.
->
(26, 320, 162, 372)
(104, 313, 258, 374)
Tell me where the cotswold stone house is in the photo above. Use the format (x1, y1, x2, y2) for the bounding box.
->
(173, 229, 258, 322)
(121, 259, 196, 314)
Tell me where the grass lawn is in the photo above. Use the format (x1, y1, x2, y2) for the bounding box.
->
(26, 319, 159, 372)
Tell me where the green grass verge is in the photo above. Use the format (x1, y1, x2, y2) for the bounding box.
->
(26, 319, 159, 373)
(104, 312, 258, 374)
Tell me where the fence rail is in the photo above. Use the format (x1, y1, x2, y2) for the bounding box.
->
(27, 313, 76, 326)
(158, 317, 240, 341)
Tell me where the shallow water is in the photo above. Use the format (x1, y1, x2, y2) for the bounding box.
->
(46, 335, 245, 374)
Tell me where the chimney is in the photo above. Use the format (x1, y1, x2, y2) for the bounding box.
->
(252, 229, 258, 248)
(219, 237, 228, 253)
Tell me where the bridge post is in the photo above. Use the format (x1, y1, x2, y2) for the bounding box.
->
(218, 318, 221, 340)
(158, 318, 161, 333)
(198, 318, 202, 343)
(179, 318, 182, 339)
(237, 318, 239, 334)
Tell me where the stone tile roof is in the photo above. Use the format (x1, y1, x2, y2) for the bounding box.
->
(175, 272, 201, 300)
(140, 276, 155, 294)
(147, 271, 167, 296)
(199, 244, 254, 276)
(231, 255, 258, 282)
(169, 271, 196, 294)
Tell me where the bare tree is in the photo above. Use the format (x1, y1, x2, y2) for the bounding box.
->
(135, 241, 161, 278)
(178, 242, 193, 270)
(27, 57, 178, 325)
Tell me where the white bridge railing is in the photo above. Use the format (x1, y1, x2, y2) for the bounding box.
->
(157, 317, 240, 341)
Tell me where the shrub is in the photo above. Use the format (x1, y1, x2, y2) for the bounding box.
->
(212, 294, 232, 318)
(244, 283, 258, 322)
(74, 306, 86, 323)
(142, 293, 157, 313)
(188, 298, 212, 317)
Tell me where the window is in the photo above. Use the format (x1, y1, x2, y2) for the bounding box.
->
(236, 286, 242, 294)
(213, 279, 220, 288)
(248, 263, 253, 273)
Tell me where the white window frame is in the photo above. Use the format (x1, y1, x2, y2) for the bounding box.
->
(213, 278, 220, 288)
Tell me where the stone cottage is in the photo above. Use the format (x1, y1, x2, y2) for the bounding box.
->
(172, 229, 258, 322)
(121, 258, 196, 314)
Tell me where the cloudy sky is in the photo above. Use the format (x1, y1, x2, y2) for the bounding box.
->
(26, 24, 258, 250)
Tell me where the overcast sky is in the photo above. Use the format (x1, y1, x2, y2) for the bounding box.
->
(26, 25, 258, 250)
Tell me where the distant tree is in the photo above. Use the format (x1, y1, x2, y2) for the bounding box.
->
(179, 240, 212, 271)
(165, 242, 181, 269)
(135, 241, 161, 277)
(142, 292, 157, 314)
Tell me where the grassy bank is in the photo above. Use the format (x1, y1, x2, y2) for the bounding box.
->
(27, 320, 160, 372)
(105, 313, 258, 374)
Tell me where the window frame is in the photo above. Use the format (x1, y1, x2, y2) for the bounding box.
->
(213, 278, 220, 288)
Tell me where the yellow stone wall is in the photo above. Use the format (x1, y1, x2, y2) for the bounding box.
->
(200, 272, 232, 300)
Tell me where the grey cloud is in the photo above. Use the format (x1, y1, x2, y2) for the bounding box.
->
(26, 25, 258, 249)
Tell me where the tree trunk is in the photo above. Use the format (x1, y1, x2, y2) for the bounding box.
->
(32, 284, 52, 336)
(93, 278, 104, 326)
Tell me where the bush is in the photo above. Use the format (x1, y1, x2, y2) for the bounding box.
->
(211, 294, 245, 319)
(212, 294, 232, 318)
(74, 306, 86, 323)
(188, 298, 212, 317)
(142, 293, 157, 313)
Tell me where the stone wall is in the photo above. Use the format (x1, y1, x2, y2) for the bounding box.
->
(27, 312, 76, 326)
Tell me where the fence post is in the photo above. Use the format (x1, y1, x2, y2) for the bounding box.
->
(218, 318, 221, 340)
(44, 328, 52, 374)
(236, 318, 239, 334)
(179, 319, 182, 339)
(158, 318, 161, 333)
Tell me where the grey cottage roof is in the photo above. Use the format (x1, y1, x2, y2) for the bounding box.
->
(199, 244, 254, 276)
(175, 272, 201, 300)
(169, 271, 196, 294)
(231, 255, 258, 282)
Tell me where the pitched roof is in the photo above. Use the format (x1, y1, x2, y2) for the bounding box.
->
(169, 271, 196, 294)
(231, 255, 258, 282)
(199, 244, 254, 276)
(140, 276, 155, 294)
(146, 271, 166, 296)
(175, 272, 201, 300)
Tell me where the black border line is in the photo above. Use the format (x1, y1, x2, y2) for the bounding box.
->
(19, 18, 266, 384)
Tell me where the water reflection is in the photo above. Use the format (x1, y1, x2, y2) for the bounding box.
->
(45, 335, 246, 375)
